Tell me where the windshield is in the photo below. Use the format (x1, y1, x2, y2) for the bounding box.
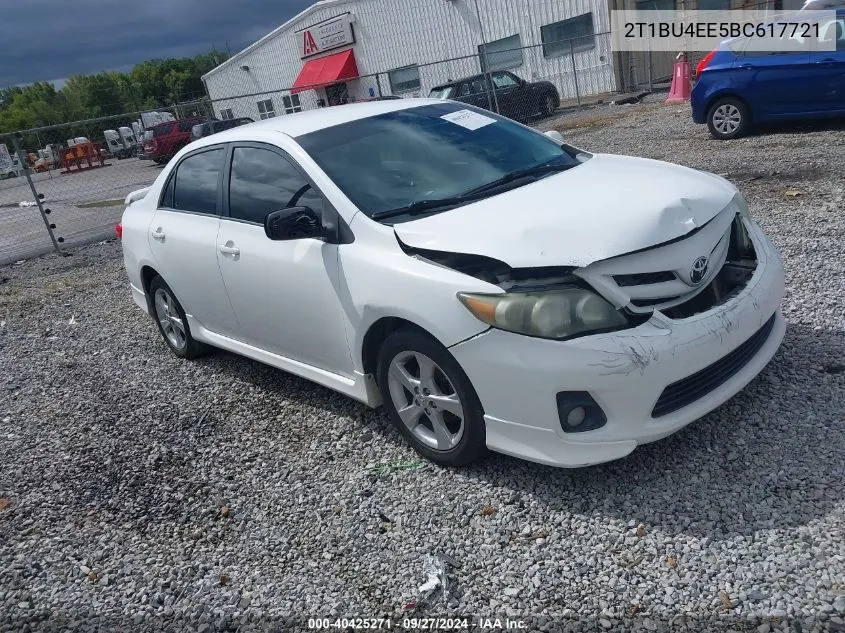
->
(296, 102, 581, 221)
(153, 123, 174, 137)
(429, 86, 456, 99)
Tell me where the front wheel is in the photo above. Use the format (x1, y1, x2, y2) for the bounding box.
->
(542, 93, 558, 117)
(376, 329, 488, 466)
(707, 97, 750, 140)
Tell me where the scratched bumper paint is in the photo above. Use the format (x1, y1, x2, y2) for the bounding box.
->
(449, 218, 785, 468)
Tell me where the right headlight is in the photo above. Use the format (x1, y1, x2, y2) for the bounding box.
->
(457, 286, 629, 340)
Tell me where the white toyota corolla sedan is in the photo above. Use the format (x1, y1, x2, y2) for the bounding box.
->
(120, 98, 785, 468)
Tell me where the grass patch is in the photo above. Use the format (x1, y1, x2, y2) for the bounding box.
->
(77, 199, 124, 209)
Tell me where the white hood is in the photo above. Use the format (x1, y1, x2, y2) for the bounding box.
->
(393, 154, 737, 269)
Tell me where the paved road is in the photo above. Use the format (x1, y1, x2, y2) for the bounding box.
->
(0, 158, 163, 265)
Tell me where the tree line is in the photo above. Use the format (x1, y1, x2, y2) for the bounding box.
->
(0, 52, 228, 134)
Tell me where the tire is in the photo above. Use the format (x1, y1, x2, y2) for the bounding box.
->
(376, 328, 488, 466)
(706, 97, 750, 140)
(148, 276, 207, 359)
(542, 93, 558, 117)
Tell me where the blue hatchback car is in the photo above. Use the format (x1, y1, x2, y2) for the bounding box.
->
(691, 11, 845, 139)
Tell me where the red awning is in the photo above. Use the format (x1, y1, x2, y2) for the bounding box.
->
(291, 49, 359, 94)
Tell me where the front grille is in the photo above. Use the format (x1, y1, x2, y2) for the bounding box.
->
(651, 314, 776, 418)
(614, 271, 676, 287)
(631, 296, 681, 307)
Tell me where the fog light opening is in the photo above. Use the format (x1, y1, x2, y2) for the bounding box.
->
(566, 406, 586, 427)
(556, 391, 607, 433)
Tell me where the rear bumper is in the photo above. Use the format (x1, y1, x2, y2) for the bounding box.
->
(130, 282, 150, 316)
(690, 82, 708, 123)
(449, 219, 785, 467)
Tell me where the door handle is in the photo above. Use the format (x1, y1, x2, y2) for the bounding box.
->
(815, 58, 838, 64)
(737, 63, 754, 70)
(151, 228, 165, 241)
(218, 244, 240, 256)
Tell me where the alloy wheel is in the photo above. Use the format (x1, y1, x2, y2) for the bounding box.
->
(153, 287, 187, 350)
(386, 350, 465, 452)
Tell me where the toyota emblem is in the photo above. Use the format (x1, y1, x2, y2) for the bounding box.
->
(689, 256, 709, 285)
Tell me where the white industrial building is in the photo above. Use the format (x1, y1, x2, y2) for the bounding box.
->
(201, 0, 624, 121)
(201, 0, 802, 121)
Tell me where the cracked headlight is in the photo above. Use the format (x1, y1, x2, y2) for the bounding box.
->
(458, 287, 628, 340)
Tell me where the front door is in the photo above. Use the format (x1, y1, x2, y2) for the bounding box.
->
(809, 16, 845, 112)
(148, 146, 241, 338)
(215, 143, 353, 375)
(325, 83, 349, 106)
(736, 42, 817, 117)
(490, 71, 522, 117)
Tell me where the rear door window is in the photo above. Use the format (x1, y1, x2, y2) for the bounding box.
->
(166, 148, 225, 214)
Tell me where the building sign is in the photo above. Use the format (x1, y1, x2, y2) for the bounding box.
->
(297, 14, 354, 59)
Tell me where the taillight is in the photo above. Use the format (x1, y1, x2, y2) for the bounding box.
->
(696, 49, 717, 77)
(144, 140, 156, 152)
(115, 223, 123, 239)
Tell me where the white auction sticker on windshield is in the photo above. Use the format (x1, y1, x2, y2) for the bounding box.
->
(440, 109, 496, 131)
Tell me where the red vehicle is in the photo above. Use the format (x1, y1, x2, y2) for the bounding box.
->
(142, 117, 208, 164)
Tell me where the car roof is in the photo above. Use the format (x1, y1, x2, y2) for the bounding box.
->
(196, 98, 446, 140)
(432, 75, 484, 89)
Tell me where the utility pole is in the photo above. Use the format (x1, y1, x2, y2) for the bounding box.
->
(473, 0, 500, 114)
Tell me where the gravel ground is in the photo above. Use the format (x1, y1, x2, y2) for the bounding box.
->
(1, 102, 844, 633)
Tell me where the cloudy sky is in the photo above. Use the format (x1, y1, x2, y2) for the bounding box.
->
(0, 0, 313, 87)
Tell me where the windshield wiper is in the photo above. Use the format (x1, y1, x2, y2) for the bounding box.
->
(371, 193, 486, 220)
(464, 162, 575, 196)
(371, 161, 575, 221)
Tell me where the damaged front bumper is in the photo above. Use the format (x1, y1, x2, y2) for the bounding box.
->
(448, 218, 785, 468)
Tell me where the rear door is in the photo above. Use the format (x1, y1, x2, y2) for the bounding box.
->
(462, 77, 497, 112)
(148, 146, 240, 337)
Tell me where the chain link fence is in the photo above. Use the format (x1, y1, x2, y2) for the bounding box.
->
(0, 99, 215, 265)
(1, 35, 668, 267)
(207, 32, 670, 123)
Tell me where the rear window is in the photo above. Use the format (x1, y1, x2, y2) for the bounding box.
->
(178, 120, 199, 133)
(153, 123, 175, 137)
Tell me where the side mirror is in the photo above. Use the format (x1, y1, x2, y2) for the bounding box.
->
(264, 206, 324, 241)
(544, 130, 564, 144)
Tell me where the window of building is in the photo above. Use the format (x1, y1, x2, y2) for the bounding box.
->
(167, 148, 225, 214)
(228, 147, 324, 224)
(479, 34, 524, 72)
(388, 65, 421, 94)
(635, 0, 674, 9)
(282, 94, 302, 114)
(257, 99, 276, 119)
(220, 108, 234, 120)
(696, 0, 730, 8)
(541, 13, 596, 57)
